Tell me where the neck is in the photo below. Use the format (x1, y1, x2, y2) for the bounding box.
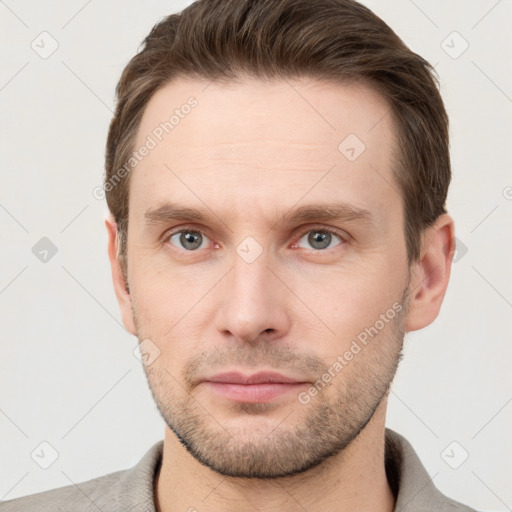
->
(155, 400, 395, 512)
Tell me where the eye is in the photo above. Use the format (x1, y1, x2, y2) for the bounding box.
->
(295, 228, 345, 251)
(168, 229, 211, 251)
(164, 226, 346, 253)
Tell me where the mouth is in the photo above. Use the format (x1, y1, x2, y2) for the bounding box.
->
(200, 371, 310, 403)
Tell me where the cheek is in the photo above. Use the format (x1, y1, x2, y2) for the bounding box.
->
(292, 257, 404, 325)
(130, 266, 214, 364)
(129, 249, 202, 313)
(303, 282, 406, 370)
(129, 231, 408, 359)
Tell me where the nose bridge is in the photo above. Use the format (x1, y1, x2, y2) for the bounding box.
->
(232, 245, 270, 298)
(214, 243, 289, 342)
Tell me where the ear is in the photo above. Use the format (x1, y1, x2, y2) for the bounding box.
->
(405, 213, 456, 332)
(105, 215, 137, 335)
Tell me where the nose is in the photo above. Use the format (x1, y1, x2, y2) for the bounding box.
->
(213, 249, 291, 344)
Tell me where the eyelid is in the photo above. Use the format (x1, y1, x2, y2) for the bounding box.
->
(162, 224, 349, 250)
(294, 224, 348, 239)
(162, 224, 209, 236)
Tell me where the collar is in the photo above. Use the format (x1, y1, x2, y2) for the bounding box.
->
(115, 428, 475, 511)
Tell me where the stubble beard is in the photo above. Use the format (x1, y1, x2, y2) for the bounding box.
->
(133, 289, 410, 479)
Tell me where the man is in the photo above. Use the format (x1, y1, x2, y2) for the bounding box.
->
(1, 0, 477, 510)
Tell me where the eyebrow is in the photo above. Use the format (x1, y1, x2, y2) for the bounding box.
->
(280, 203, 373, 227)
(144, 201, 374, 228)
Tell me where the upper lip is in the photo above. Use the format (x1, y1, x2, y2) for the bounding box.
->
(203, 371, 306, 385)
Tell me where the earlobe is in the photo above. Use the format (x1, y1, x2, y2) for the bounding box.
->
(404, 214, 456, 332)
(105, 215, 137, 335)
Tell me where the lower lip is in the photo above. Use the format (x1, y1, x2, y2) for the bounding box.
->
(204, 382, 307, 403)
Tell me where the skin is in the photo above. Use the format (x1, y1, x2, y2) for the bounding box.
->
(106, 77, 455, 512)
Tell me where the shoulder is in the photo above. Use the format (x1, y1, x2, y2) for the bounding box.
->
(0, 469, 126, 512)
(0, 440, 163, 512)
(385, 429, 478, 512)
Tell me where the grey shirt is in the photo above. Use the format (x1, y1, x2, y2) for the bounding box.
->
(0, 428, 477, 511)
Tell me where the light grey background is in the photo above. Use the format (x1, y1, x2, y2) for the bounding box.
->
(1, 1, 511, 510)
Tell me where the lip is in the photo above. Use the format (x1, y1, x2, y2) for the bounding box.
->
(201, 371, 309, 403)
(205, 371, 304, 385)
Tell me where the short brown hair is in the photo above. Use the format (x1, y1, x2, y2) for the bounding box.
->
(104, 0, 450, 279)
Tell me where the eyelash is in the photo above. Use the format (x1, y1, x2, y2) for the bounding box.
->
(162, 224, 348, 252)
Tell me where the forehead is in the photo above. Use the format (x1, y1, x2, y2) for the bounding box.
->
(129, 76, 399, 224)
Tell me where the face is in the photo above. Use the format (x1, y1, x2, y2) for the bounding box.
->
(119, 77, 414, 478)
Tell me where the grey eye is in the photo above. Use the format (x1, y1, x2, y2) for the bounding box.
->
(169, 230, 209, 251)
(297, 230, 342, 250)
